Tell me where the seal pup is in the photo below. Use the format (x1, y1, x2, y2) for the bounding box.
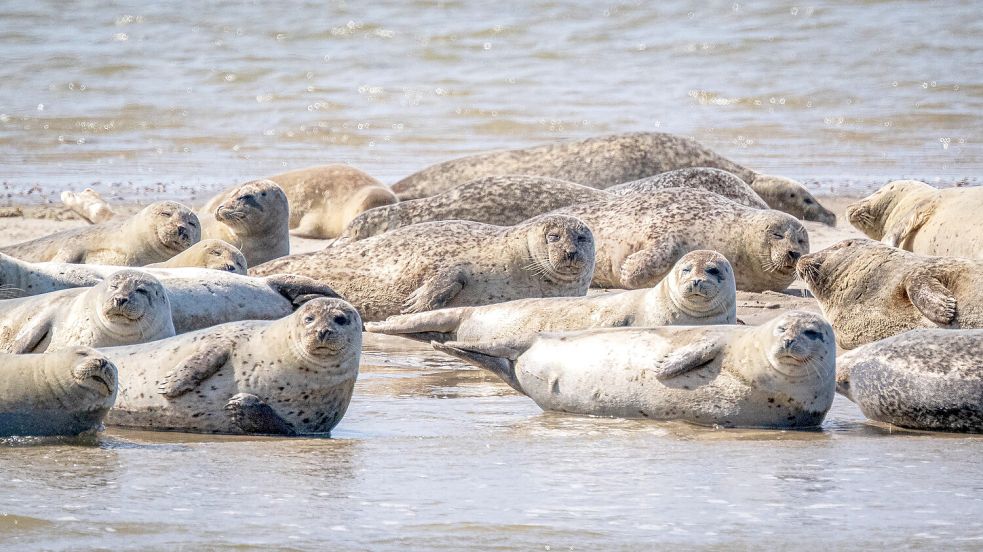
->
(608, 167, 769, 209)
(545, 188, 808, 292)
(102, 298, 361, 435)
(391, 132, 835, 224)
(0, 201, 199, 265)
(0, 270, 174, 353)
(796, 239, 983, 349)
(837, 329, 983, 433)
(199, 179, 291, 266)
(339, 175, 608, 241)
(367, 250, 737, 344)
(434, 311, 835, 428)
(145, 239, 247, 274)
(251, 215, 596, 321)
(0, 347, 118, 437)
(846, 179, 983, 259)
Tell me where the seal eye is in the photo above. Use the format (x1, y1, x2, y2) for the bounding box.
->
(333, 315, 349, 326)
(546, 233, 560, 243)
(135, 288, 149, 296)
(304, 315, 315, 324)
(803, 330, 824, 341)
(706, 267, 720, 276)
(160, 211, 173, 218)
(210, 250, 221, 256)
(240, 194, 255, 202)
(680, 267, 692, 274)
(576, 235, 588, 243)
(771, 232, 784, 240)
(188, 220, 198, 228)
(804, 198, 814, 205)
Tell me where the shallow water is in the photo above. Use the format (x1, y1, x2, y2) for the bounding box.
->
(0, 0, 981, 205)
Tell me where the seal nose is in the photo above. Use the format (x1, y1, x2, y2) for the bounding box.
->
(691, 278, 704, 287)
(177, 225, 189, 240)
(564, 250, 578, 262)
(113, 296, 128, 308)
(317, 327, 334, 342)
(788, 251, 801, 262)
(783, 337, 795, 349)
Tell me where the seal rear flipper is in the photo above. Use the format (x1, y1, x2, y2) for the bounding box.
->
(224, 393, 297, 435)
(263, 274, 342, 307)
(433, 340, 524, 393)
(156, 342, 232, 399)
(652, 337, 723, 380)
(904, 269, 957, 325)
(619, 235, 686, 289)
(883, 197, 936, 248)
(401, 264, 471, 314)
(365, 309, 466, 337)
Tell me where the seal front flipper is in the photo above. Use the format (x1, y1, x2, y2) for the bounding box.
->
(156, 341, 232, 399)
(263, 274, 342, 307)
(401, 264, 471, 314)
(883, 197, 936, 248)
(224, 392, 297, 435)
(904, 269, 957, 325)
(433, 340, 525, 393)
(7, 316, 52, 354)
(619, 234, 686, 289)
(652, 337, 723, 380)
(49, 247, 86, 264)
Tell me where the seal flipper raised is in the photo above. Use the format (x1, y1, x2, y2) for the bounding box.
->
(224, 392, 296, 435)
(904, 268, 957, 325)
(619, 233, 687, 289)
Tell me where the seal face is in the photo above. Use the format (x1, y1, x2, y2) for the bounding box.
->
(148, 201, 201, 257)
(148, 239, 247, 274)
(201, 179, 290, 267)
(664, 250, 737, 320)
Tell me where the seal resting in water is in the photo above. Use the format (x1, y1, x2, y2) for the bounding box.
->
(251, 215, 596, 321)
(0, 201, 199, 265)
(796, 239, 983, 349)
(145, 239, 247, 274)
(102, 298, 361, 436)
(434, 311, 836, 428)
(0, 347, 118, 437)
(367, 250, 737, 344)
(837, 328, 983, 433)
(846, 179, 983, 259)
(391, 132, 835, 224)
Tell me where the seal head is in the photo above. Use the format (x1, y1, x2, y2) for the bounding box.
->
(743, 211, 809, 291)
(521, 214, 595, 286)
(288, 298, 363, 372)
(752, 174, 836, 225)
(215, 179, 289, 237)
(846, 179, 937, 240)
(147, 201, 200, 256)
(94, 270, 173, 342)
(665, 250, 736, 319)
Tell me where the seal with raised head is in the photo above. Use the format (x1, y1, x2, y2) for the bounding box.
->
(367, 250, 736, 344)
(0, 201, 200, 265)
(837, 329, 983, 433)
(252, 215, 596, 321)
(846, 179, 983, 259)
(146, 239, 247, 274)
(102, 298, 361, 435)
(392, 132, 835, 224)
(0, 270, 174, 353)
(434, 311, 835, 428)
(0, 347, 118, 437)
(339, 175, 608, 242)
(796, 239, 983, 349)
(545, 187, 808, 292)
(608, 167, 768, 209)
(199, 179, 291, 266)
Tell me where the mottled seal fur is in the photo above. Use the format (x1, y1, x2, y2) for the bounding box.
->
(608, 167, 768, 209)
(251, 215, 596, 321)
(0, 347, 118, 437)
(102, 298, 361, 435)
(367, 250, 736, 344)
(146, 239, 247, 274)
(0, 270, 174, 353)
(339, 175, 607, 241)
(199, 179, 291, 266)
(837, 329, 983, 433)
(847, 179, 983, 259)
(796, 239, 983, 349)
(0, 201, 199, 265)
(435, 311, 835, 428)
(392, 132, 835, 224)
(545, 188, 808, 292)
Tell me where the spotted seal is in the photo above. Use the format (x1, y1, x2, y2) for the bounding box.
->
(608, 167, 768, 208)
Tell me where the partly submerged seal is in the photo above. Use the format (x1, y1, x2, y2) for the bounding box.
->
(367, 250, 736, 344)
(837, 328, 983, 433)
(435, 311, 835, 428)
(846, 179, 983, 259)
(146, 239, 247, 274)
(1, 201, 199, 265)
(199, 179, 291, 266)
(251, 215, 596, 321)
(609, 167, 769, 209)
(0, 347, 118, 437)
(102, 298, 361, 435)
(392, 132, 835, 224)
(796, 239, 983, 349)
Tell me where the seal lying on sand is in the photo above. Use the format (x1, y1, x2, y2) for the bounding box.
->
(251, 215, 596, 321)
(102, 298, 361, 435)
(837, 329, 983, 433)
(0, 347, 118, 437)
(796, 239, 983, 349)
(367, 251, 736, 344)
(545, 188, 808, 292)
(145, 239, 247, 274)
(0, 201, 199, 265)
(608, 167, 768, 209)
(339, 175, 607, 241)
(0, 270, 174, 353)
(391, 132, 835, 224)
(846, 179, 983, 259)
(435, 311, 835, 428)
(199, 179, 290, 265)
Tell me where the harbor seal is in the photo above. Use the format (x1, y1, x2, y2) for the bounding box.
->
(0, 252, 103, 299)
(0, 201, 199, 265)
(846, 179, 983, 259)
(796, 239, 983, 349)
(391, 132, 835, 224)
(339, 175, 608, 241)
(264, 164, 398, 239)
(0, 270, 174, 353)
(608, 167, 769, 209)
(145, 239, 247, 274)
(434, 311, 835, 428)
(199, 179, 291, 266)
(0, 347, 118, 437)
(102, 298, 361, 435)
(367, 250, 737, 344)
(546, 188, 808, 292)
(251, 215, 596, 321)
(837, 329, 983, 433)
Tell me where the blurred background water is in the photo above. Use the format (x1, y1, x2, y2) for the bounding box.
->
(0, 0, 981, 204)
